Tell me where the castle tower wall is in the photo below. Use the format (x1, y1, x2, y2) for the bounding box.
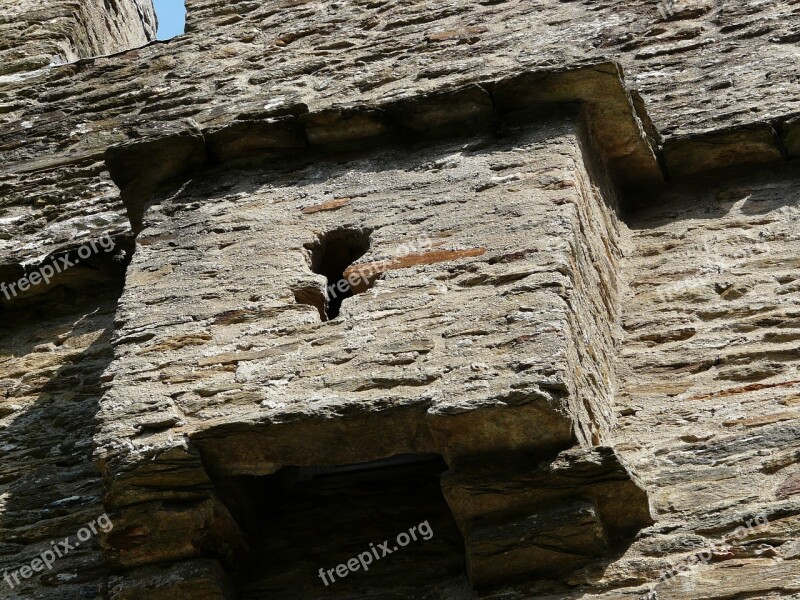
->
(1, 0, 799, 598)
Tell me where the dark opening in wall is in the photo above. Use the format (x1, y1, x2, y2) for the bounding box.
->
(302, 227, 372, 320)
(214, 454, 468, 598)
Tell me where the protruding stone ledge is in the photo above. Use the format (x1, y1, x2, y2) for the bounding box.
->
(384, 83, 495, 136)
(99, 497, 248, 570)
(189, 389, 574, 476)
(189, 402, 438, 477)
(94, 121, 648, 594)
(104, 60, 662, 229)
(465, 499, 608, 586)
(205, 118, 308, 166)
(300, 108, 391, 145)
(105, 131, 206, 232)
(493, 62, 662, 189)
(442, 447, 653, 541)
(663, 123, 785, 178)
(442, 447, 653, 587)
(102, 59, 800, 231)
(105, 131, 206, 191)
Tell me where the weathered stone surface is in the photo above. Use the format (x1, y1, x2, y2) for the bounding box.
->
(2, 0, 800, 598)
(83, 118, 648, 593)
(108, 558, 234, 600)
(0, 295, 121, 598)
(0, 0, 156, 76)
(5, 0, 800, 324)
(465, 500, 608, 587)
(663, 123, 784, 177)
(614, 163, 800, 598)
(443, 447, 652, 586)
(442, 447, 653, 542)
(653, 559, 800, 600)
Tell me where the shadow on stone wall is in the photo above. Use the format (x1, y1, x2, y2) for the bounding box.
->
(0, 291, 123, 598)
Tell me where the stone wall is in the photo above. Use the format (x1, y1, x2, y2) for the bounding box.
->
(0, 0, 156, 77)
(0, 293, 123, 599)
(0, 0, 799, 599)
(614, 164, 800, 600)
(93, 115, 651, 596)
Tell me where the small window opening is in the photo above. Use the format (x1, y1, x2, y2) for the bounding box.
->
(154, 0, 186, 40)
(212, 454, 468, 598)
(303, 227, 372, 320)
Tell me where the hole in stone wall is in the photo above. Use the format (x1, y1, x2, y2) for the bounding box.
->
(303, 227, 372, 320)
(214, 454, 468, 598)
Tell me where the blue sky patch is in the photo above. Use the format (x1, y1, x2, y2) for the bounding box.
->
(154, 0, 186, 40)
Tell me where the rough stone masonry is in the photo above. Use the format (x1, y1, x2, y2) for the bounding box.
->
(0, 0, 798, 599)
